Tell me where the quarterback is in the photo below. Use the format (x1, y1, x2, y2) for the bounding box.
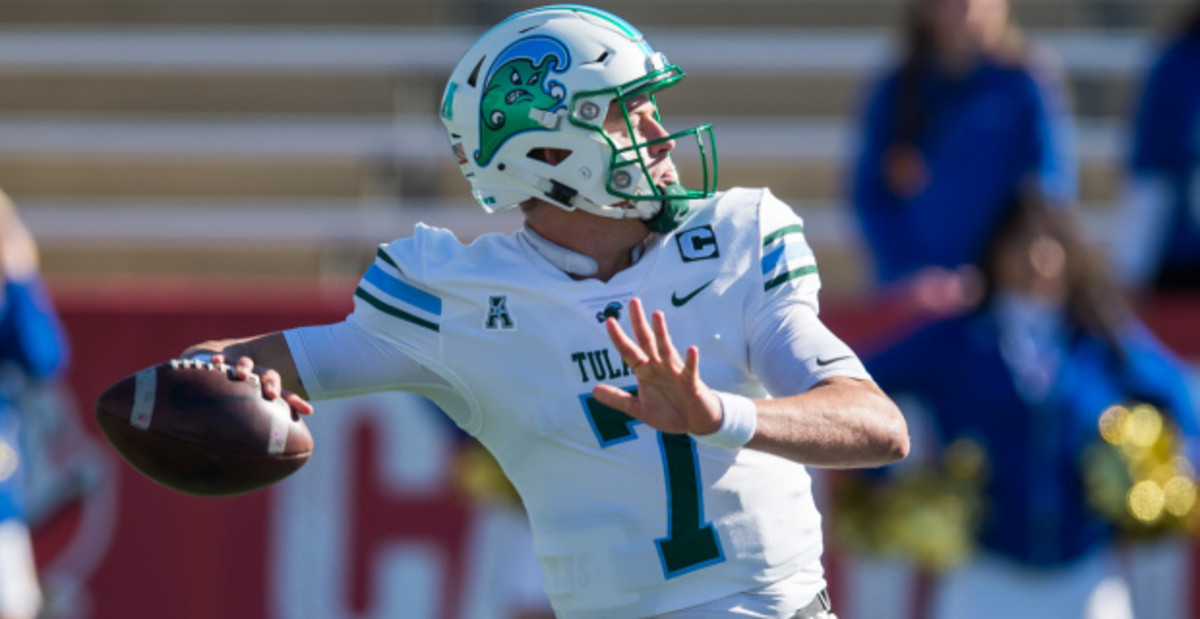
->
(188, 5, 909, 618)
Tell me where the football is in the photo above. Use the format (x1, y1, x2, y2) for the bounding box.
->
(95, 358, 313, 497)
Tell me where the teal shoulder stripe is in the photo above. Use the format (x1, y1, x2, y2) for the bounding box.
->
(764, 265, 818, 292)
(356, 288, 440, 332)
(762, 224, 805, 247)
(376, 247, 400, 270)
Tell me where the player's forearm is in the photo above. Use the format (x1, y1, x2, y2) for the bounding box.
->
(746, 377, 909, 468)
(182, 332, 308, 398)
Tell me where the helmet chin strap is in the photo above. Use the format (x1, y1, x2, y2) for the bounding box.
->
(509, 160, 690, 232)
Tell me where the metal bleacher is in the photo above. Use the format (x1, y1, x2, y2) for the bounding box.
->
(0, 0, 1190, 294)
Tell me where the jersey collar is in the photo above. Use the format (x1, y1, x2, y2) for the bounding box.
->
(517, 225, 653, 278)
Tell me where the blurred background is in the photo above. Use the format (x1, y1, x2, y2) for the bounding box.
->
(1, 0, 1184, 295)
(1, 0, 1198, 618)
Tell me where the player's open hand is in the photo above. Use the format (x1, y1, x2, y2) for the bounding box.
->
(211, 353, 315, 416)
(593, 297, 723, 436)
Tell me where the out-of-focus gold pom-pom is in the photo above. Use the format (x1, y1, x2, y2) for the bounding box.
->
(1084, 403, 1198, 536)
(1163, 474, 1197, 517)
(944, 437, 987, 482)
(452, 442, 523, 508)
(833, 437, 987, 572)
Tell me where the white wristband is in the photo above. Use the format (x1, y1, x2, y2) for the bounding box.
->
(695, 391, 758, 450)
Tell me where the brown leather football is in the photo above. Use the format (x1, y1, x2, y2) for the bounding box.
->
(95, 359, 313, 497)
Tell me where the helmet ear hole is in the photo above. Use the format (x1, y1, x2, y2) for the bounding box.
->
(527, 148, 573, 166)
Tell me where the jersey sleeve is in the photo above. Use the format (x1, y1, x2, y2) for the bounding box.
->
(1022, 55, 1078, 204)
(849, 71, 913, 285)
(0, 276, 69, 379)
(749, 302, 871, 397)
(746, 190, 870, 394)
(1129, 41, 1190, 173)
(849, 71, 901, 213)
(283, 321, 469, 428)
(755, 188, 821, 311)
(284, 321, 449, 400)
(346, 224, 455, 359)
(1118, 322, 1200, 468)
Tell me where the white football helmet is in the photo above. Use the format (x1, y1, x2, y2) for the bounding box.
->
(439, 4, 717, 232)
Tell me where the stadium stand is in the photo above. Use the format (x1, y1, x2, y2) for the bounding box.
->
(0, 0, 1190, 293)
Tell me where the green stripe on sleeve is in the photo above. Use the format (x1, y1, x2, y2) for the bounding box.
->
(376, 247, 401, 270)
(355, 287, 440, 332)
(762, 224, 805, 247)
(764, 265, 818, 292)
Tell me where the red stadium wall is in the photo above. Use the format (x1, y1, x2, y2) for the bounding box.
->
(31, 282, 1200, 619)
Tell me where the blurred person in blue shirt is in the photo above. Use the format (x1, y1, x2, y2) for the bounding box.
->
(0, 189, 69, 619)
(861, 192, 1199, 619)
(849, 0, 1076, 288)
(1112, 4, 1200, 293)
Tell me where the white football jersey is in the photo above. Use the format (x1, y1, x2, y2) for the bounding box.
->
(291, 187, 866, 617)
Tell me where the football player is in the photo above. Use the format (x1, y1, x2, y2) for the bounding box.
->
(187, 6, 908, 617)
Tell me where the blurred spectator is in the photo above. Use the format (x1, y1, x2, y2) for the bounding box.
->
(858, 192, 1199, 619)
(0, 189, 70, 619)
(1112, 4, 1200, 292)
(849, 0, 1076, 288)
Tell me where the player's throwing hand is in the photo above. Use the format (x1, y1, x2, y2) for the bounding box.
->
(592, 297, 724, 437)
(211, 352, 314, 416)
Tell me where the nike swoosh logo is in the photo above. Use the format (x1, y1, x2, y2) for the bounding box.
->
(815, 355, 853, 367)
(671, 280, 714, 307)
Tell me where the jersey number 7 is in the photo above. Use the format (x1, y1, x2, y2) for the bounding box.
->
(581, 391, 726, 578)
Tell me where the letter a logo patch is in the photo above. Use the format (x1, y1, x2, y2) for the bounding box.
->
(485, 295, 515, 330)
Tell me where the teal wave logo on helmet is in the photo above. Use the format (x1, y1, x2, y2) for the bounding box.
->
(475, 35, 571, 167)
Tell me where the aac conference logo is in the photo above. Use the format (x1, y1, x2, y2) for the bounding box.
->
(675, 225, 719, 262)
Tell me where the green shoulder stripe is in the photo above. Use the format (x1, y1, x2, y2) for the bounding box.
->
(762, 224, 804, 247)
(764, 265, 818, 292)
(355, 287, 440, 332)
(376, 247, 401, 270)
